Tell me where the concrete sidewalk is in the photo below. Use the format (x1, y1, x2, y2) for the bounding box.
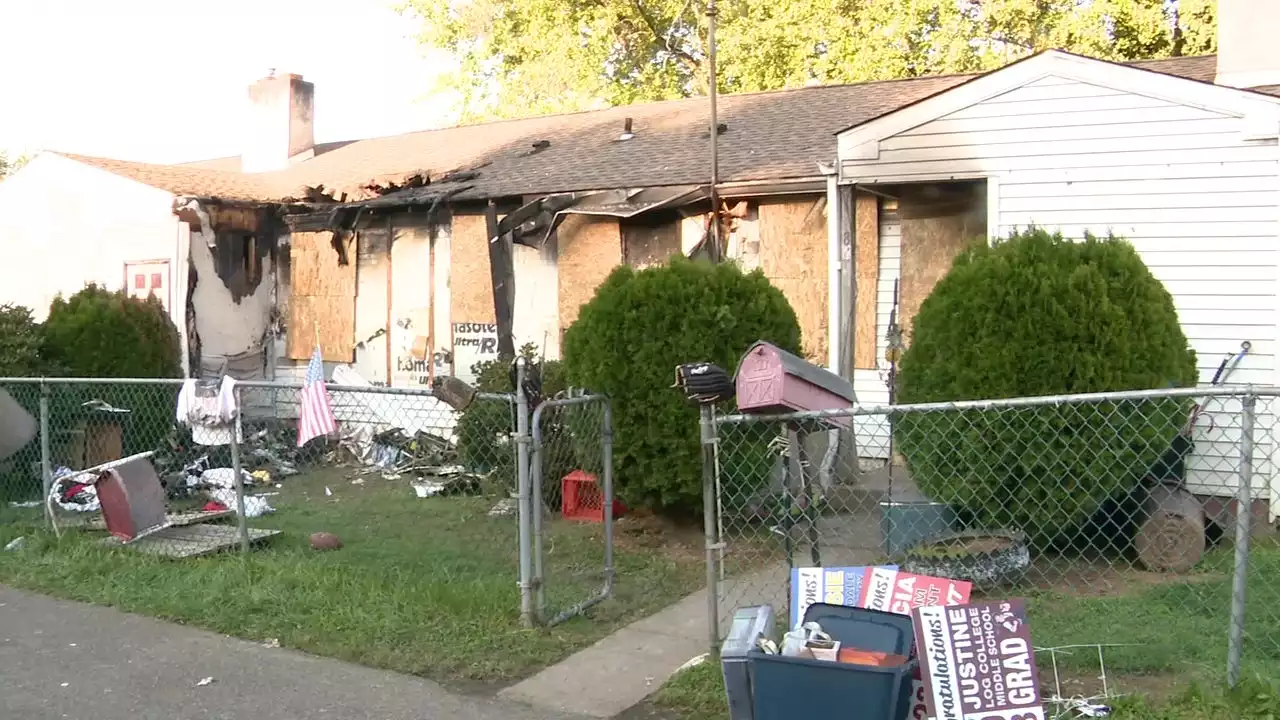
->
(500, 590, 710, 718)
(0, 585, 580, 720)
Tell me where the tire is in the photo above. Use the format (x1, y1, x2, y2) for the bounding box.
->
(900, 529, 1031, 590)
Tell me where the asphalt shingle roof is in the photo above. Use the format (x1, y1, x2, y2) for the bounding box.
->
(56, 54, 1250, 205)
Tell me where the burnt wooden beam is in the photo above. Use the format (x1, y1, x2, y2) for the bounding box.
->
(486, 200, 516, 358)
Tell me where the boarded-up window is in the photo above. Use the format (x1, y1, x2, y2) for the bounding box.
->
(287, 231, 357, 362)
(758, 198, 828, 363)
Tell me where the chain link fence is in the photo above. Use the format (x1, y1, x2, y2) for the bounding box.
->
(708, 386, 1280, 687)
(1, 376, 617, 629)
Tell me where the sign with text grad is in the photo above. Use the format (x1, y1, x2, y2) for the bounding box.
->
(912, 599, 1046, 720)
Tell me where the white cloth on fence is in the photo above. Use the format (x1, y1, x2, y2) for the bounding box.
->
(176, 376, 242, 446)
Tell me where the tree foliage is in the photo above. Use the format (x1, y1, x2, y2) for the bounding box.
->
(0, 304, 44, 377)
(0, 151, 31, 181)
(893, 228, 1198, 547)
(401, 0, 1216, 120)
(561, 257, 801, 514)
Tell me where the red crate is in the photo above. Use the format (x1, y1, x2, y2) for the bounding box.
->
(561, 470, 625, 522)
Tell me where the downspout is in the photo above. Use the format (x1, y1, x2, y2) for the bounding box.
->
(819, 161, 842, 490)
(820, 162, 841, 373)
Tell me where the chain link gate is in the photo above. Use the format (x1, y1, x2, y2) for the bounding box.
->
(526, 393, 615, 627)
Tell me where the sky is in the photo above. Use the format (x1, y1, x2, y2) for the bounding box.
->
(0, 0, 458, 164)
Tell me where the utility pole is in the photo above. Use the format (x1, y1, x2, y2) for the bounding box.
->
(706, 0, 722, 262)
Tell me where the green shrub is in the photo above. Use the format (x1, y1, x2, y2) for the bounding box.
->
(42, 284, 181, 379)
(0, 304, 44, 377)
(456, 343, 567, 494)
(894, 228, 1197, 546)
(41, 285, 183, 458)
(562, 257, 802, 514)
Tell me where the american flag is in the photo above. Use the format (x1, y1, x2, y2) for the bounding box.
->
(297, 344, 337, 447)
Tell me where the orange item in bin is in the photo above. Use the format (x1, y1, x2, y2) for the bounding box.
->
(837, 648, 908, 667)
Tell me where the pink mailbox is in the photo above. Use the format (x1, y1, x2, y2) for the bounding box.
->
(734, 341, 854, 427)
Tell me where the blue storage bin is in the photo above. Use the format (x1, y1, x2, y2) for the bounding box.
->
(748, 603, 917, 720)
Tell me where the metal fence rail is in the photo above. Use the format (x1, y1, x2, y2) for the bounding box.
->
(705, 385, 1280, 688)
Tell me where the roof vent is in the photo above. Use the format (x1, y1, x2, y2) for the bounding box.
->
(617, 117, 635, 141)
(522, 139, 551, 157)
(701, 122, 728, 138)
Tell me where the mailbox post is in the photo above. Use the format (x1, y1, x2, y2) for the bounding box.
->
(734, 341, 855, 567)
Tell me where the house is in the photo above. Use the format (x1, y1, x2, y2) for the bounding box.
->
(5, 70, 973, 386)
(0, 0, 1275, 515)
(822, 0, 1280, 523)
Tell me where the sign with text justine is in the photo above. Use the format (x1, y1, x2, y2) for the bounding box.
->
(912, 599, 1046, 720)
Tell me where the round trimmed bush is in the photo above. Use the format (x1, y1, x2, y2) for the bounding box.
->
(562, 258, 802, 514)
(894, 228, 1197, 546)
(41, 285, 183, 457)
(42, 284, 182, 378)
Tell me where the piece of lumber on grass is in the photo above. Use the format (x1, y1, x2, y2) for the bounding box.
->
(1136, 484, 1205, 573)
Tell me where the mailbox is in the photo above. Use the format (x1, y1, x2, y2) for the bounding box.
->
(734, 341, 854, 426)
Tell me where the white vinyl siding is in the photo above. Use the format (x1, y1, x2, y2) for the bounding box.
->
(852, 205, 900, 460)
(841, 75, 1280, 500)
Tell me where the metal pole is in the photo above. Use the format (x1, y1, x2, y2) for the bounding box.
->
(706, 0, 721, 262)
(701, 404, 721, 653)
(39, 381, 53, 527)
(1227, 393, 1255, 687)
(515, 358, 535, 628)
(230, 386, 249, 554)
(601, 399, 616, 589)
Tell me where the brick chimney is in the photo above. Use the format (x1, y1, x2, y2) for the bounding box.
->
(242, 70, 315, 173)
(1215, 0, 1280, 89)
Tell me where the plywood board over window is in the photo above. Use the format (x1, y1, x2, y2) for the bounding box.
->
(758, 197, 828, 363)
(898, 183, 986, 345)
(287, 231, 356, 362)
(558, 215, 622, 332)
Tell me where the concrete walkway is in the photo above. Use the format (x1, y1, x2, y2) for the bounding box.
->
(0, 585, 580, 720)
(500, 590, 711, 718)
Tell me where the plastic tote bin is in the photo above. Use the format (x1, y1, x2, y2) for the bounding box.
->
(748, 603, 917, 720)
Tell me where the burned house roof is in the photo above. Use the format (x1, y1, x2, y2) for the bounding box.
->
(54, 54, 1238, 207)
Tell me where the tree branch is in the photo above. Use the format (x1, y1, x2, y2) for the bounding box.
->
(630, 0, 698, 67)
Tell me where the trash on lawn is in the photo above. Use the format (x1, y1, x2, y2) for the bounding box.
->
(262, 638, 280, 648)
(351, 477, 365, 485)
(324, 487, 332, 496)
(50, 469, 100, 513)
(411, 480, 447, 498)
(7, 501, 41, 509)
(82, 399, 131, 414)
(191, 467, 255, 490)
(208, 489, 275, 518)
(251, 470, 272, 485)
(196, 677, 215, 687)
(3, 537, 25, 552)
(488, 496, 518, 517)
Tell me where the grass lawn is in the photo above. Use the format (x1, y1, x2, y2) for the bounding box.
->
(0, 468, 704, 686)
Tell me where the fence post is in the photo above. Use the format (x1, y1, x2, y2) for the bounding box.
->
(230, 385, 249, 554)
(514, 358, 535, 628)
(39, 380, 53, 528)
(1227, 392, 1255, 687)
(700, 404, 721, 654)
